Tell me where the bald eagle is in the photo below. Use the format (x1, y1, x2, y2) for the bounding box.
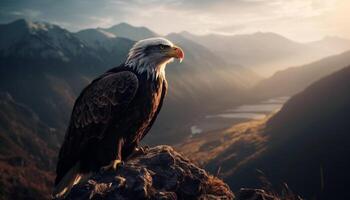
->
(53, 38, 184, 197)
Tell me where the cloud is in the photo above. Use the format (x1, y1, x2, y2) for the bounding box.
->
(0, 0, 347, 41)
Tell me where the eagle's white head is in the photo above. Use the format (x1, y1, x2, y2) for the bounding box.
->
(125, 37, 184, 80)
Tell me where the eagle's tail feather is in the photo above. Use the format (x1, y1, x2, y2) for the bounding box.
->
(53, 162, 91, 199)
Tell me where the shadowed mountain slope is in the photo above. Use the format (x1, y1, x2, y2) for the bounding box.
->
(179, 65, 350, 199)
(0, 92, 57, 200)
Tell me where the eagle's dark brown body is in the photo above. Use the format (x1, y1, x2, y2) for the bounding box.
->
(55, 64, 167, 185)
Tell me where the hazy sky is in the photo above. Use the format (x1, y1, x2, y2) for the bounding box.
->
(0, 0, 349, 42)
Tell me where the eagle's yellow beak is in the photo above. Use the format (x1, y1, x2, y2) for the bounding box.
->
(167, 46, 184, 63)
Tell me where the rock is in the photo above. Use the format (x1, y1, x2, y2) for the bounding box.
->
(236, 189, 277, 200)
(58, 145, 234, 200)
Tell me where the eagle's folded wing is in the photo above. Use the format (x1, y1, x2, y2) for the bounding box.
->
(55, 71, 138, 185)
(72, 71, 138, 129)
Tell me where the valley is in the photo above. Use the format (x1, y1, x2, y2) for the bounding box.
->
(188, 96, 289, 137)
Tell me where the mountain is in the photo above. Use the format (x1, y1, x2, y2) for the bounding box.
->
(179, 65, 350, 199)
(75, 29, 134, 67)
(0, 21, 100, 197)
(101, 22, 158, 41)
(0, 19, 101, 63)
(181, 31, 350, 75)
(308, 36, 350, 53)
(0, 92, 57, 199)
(74, 28, 116, 49)
(254, 50, 350, 99)
(232, 65, 350, 199)
(0, 19, 101, 133)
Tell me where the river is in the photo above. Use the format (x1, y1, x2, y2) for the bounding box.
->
(190, 96, 290, 136)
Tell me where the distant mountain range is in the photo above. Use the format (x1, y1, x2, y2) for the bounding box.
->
(254, 50, 350, 99)
(99, 22, 159, 40)
(179, 65, 350, 199)
(181, 31, 350, 75)
(76, 22, 159, 43)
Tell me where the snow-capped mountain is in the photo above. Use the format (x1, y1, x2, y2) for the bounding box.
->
(0, 19, 99, 62)
(75, 28, 134, 58)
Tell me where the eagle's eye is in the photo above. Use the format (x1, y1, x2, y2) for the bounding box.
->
(158, 44, 171, 51)
(145, 44, 169, 53)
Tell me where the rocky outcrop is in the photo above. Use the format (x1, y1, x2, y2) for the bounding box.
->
(59, 145, 234, 200)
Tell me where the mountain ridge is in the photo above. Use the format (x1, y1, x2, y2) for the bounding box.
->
(100, 22, 158, 41)
(180, 31, 350, 75)
(254, 50, 350, 98)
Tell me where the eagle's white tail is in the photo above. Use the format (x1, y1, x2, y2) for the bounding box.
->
(53, 162, 91, 199)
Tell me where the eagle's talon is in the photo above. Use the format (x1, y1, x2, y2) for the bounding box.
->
(101, 159, 122, 172)
(129, 146, 147, 159)
(136, 146, 147, 154)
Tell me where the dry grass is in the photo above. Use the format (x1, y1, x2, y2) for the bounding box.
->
(201, 175, 235, 199)
(176, 116, 271, 167)
(256, 170, 303, 200)
(0, 161, 54, 200)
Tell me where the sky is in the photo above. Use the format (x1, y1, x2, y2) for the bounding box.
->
(0, 0, 349, 42)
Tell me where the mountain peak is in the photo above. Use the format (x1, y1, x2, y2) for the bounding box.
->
(246, 31, 294, 41)
(0, 19, 96, 61)
(179, 30, 194, 36)
(102, 22, 158, 41)
(8, 18, 29, 26)
(2, 18, 64, 34)
(110, 22, 135, 28)
(2, 18, 31, 32)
